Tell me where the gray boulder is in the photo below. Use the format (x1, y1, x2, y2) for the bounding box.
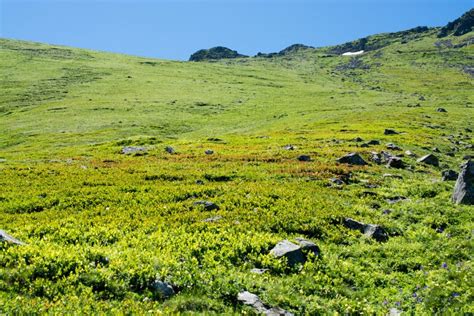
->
(294, 237, 320, 256)
(0, 230, 25, 245)
(386, 156, 404, 169)
(270, 240, 306, 266)
(417, 154, 439, 166)
(343, 218, 388, 242)
(121, 146, 146, 155)
(452, 160, 474, 205)
(237, 291, 294, 316)
(337, 153, 368, 166)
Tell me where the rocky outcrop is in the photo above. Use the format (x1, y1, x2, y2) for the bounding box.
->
(189, 46, 247, 62)
(438, 9, 474, 37)
(452, 160, 474, 205)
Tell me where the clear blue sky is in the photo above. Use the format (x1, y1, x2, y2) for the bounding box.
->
(1, 0, 472, 60)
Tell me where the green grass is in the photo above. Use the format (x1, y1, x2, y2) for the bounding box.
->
(0, 29, 473, 314)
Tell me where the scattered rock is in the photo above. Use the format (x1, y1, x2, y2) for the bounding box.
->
(205, 149, 214, 155)
(237, 291, 294, 316)
(343, 218, 388, 242)
(202, 216, 222, 223)
(250, 268, 269, 274)
(121, 146, 146, 155)
(386, 156, 404, 169)
(452, 160, 474, 205)
(367, 140, 381, 145)
(386, 143, 402, 151)
(151, 280, 175, 298)
(386, 196, 407, 204)
(270, 240, 306, 266)
(383, 173, 403, 179)
(384, 129, 399, 135)
(442, 169, 458, 181)
(353, 137, 363, 142)
(437, 108, 447, 112)
(0, 230, 26, 245)
(330, 178, 345, 185)
(370, 152, 382, 164)
(405, 150, 416, 157)
(193, 201, 219, 211)
(337, 153, 368, 166)
(417, 154, 439, 167)
(165, 146, 176, 154)
(297, 155, 311, 162)
(283, 145, 295, 150)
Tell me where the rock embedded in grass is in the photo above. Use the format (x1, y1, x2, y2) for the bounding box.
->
(452, 160, 474, 205)
(441, 169, 458, 181)
(437, 108, 447, 112)
(386, 156, 404, 169)
(165, 146, 176, 154)
(121, 146, 146, 155)
(150, 280, 175, 299)
(270, 240, 306, 266)
(205, 149, 214, 155)
(0, 230, 26, 245)
(297, 155, 311, 162)
(283, 144, 295, 150)
(386, 143, 401, 151)
(237, 291, 294, 316)
(294, 237, 320, 256)
(337, 153, 367, 165)
(193, 201, 220, 211)
(417, 154, 439, 167)
(343, 218, 389, 242)
(384, 129, 399, 135)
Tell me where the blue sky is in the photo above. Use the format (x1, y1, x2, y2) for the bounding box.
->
(1, 0, 472, 60)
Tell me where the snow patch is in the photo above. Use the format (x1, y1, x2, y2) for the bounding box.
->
(342, 50, 365, 56)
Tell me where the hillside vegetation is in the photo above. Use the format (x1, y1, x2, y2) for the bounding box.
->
(0, 12, 473, 314)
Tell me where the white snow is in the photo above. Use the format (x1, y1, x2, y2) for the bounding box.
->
(342, 50, 365, 56)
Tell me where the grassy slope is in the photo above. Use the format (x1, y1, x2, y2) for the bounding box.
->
(0, 30, 473, 314)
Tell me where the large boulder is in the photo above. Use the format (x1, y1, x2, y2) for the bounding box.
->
(337, 153, 368, 166)
(452, 160, 474, 205)
(189, 46, 248, 62)
(270, 240, 306, 266)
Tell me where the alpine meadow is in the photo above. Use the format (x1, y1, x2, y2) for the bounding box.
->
(1, 7, 474, 315)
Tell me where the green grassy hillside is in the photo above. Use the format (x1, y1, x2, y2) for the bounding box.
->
(0, 24, 473, 314)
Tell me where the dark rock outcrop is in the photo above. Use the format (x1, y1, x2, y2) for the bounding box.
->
(452, 160, 474, 205)
(442, 169, 458, 181)
(438, 9, 474, 37)
(189, 46, 248, 62)
(297, 155, 311, 162)
(278, 44, 314, 55)
(386, 156, 404, 169)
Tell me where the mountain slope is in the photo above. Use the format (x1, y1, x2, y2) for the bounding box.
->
(0, 14, 473, 315)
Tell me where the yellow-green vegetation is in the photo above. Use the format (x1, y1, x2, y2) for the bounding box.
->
(0, 25, 473, 314)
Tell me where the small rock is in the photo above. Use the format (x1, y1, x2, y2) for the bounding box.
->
(405, 150, 416, 157)
(370, 152, 382, 164)
(202, 216, 222, 223)
(386, 157, 404, 169)
(270, 240, 306, 266)
(353, 137, 363, 142)
(0, 230, 26, 245)
(383, 174, 403, 179)
(452, 160, 474, 205)
(205, 149, 214, 155)
(432, 147, 441, 153)
(165, 146, 176, 154)
(386, 196, 407, 204)
(297, 155, 311, 162)
(389, 308, 403, 316)
(250, 268, 269, 274)
(337, 153, 368, 166)
(237, 291, 294, 316)
(367, 140, 380, 145)
(121, 146, 146, 155)
(437, 108, 447, 112)
(193, 201, 219, 211)
(386, 143, 401, 151)
(384, 129, 399, 135)
(441, 169, 458, 181)
(360, 143, 369, 148)
(330, 178, 344, 185)
(343, 218, 388, 242)
(283, 144, 295, 150)
(195, 180, 204, 185)
(150, 280, 175, 298)
(417, 154, 439, 167)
